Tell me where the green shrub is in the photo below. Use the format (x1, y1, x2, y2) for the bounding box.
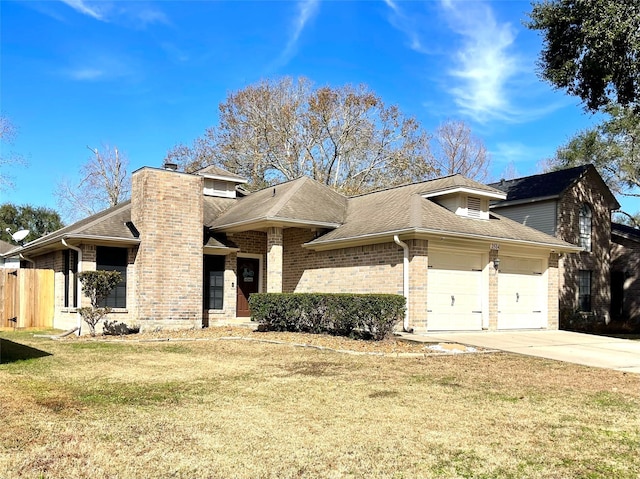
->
(249, 293, 405, 340)
(78, 270, 122, 337)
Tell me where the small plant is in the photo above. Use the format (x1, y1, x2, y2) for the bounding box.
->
(103, 320, 140, 336)
(78, 270, 122, 337)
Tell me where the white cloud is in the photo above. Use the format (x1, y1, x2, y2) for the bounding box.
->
(64, 54, 137, 82)
(58, 1, 168, 28)
(60, 0, 106, 21)
(491, 141, 548, 167)
(68, 68, 105, 80)
(383, 0, 432, 54)
(275, 0, 320, 67)
(441, 0, 522, 123)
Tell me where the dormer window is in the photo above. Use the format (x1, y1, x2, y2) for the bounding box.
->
(579, 203, 592, 252)
(467, 196, 481, 219)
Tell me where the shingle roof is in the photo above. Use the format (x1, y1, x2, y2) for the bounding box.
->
(489, 164, 619, 210)
(0, 240, 17, 255)
(210, 177, 348, 230)
(194, 165, 248, 183)
(306, 178, 577, 250)
(612, 222, 640, 243)
(17, 201, 138, 255)
(203, 196, 237, 224)
(489, 165, 591, 202)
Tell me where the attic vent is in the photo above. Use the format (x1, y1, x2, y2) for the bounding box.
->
(467, 196, 481, 218)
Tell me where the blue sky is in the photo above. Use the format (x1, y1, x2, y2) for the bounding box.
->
(2, 0, 618, 218)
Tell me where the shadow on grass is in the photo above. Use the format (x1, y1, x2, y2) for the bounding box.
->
(0, 338, 52, 364)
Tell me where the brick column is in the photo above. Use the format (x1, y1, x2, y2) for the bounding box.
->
(488, 248, 499, 331)
(408, 239, 428, 333)
(547, 253, 560, 329)
(267, 227, 283, 293)
(131, 167, 204, 328)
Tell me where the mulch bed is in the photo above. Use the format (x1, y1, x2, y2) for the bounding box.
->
(66, 325, 486, 356)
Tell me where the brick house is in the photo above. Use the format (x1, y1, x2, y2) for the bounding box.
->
(611, 223, 640, 324)
(6, 165, 579, 334)
(490, 165, 632, 327)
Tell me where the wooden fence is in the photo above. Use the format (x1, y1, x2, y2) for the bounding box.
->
(0, 269, 54, 329)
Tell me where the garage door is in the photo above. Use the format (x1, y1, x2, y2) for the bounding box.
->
(498, 257, 545, 329)
(427, 252, 483, 331)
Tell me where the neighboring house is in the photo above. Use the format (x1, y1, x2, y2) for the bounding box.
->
(4, 164, 579, 334)
(611, 223, 640, 324)
(490, 165, 623, 326)
(0, 240, 20, 269)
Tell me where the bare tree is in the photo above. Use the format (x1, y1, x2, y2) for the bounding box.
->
(165, 77, 435, 194)
(499, 161, 521, 181)
(56, 145, 130, 222)
(0, 115, 27, 190)
(430, 119, 491, 181)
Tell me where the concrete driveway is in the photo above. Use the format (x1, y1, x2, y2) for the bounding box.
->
(409, 330, 640, 373)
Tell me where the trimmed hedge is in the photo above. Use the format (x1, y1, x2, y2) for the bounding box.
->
(248, 293, 405, 341)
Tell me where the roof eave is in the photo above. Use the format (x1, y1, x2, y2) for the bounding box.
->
(203, 246, 240, 255)
(16, 234, 140, 256)
(490, 195, 559, 208)
(304, 227, 580, 253)
(199, 173, 248, 184)
(211, 217, 341, 233)
(422, 186, 506, 200)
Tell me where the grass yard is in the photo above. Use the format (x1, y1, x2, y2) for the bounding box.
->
(1, 329, 639, 479)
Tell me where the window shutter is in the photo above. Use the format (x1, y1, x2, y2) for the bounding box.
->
(467, 197, 481, 218)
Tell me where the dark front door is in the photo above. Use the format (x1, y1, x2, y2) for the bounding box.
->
(237, 257, 260, 317)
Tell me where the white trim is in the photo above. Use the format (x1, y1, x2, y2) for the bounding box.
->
(422, 187, 506, 200)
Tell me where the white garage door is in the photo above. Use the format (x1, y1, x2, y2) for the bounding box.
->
(427, 252, 483, 331)
(498, 257, 545, 330)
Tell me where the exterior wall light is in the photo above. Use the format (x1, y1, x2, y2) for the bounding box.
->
(493, 258, 500, 270)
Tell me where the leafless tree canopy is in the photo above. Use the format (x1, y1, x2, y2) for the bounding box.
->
(56, 145, 130, 222)
(0, 115, 27, 190)
(166, 77, 436, 194)
(430, 119, 491, 181)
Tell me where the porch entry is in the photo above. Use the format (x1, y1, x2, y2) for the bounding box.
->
(236, 257, 260, 317)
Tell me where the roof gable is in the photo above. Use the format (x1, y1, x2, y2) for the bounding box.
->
(306, 178, 577, 251)
(490, 164, 619, 209)
(210, 177, 348, 231)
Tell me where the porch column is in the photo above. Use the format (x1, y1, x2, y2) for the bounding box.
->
(408, 239, 428, 333)
(267, 227, 283, 293)
(488, 247, 499, 331)
(547, 253, 560, 329)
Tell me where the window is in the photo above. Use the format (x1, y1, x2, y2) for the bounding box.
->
(204, 255, 225, 310)
(578, 270, 592, 312)
(579, 204, 592, 252)
(96, 246, 128, 308)
(63, 249, 78, 308)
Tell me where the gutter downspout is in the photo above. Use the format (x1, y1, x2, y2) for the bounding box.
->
(393, 235, 411, 333)
(62, 239, 83, 336)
